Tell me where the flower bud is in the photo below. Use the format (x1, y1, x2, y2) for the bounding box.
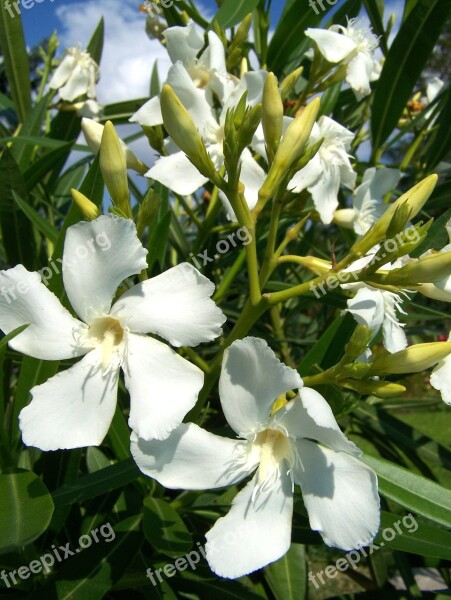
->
(100, 121, 132, 218)
(280, 66, 304, 100)
(344, 325, 372, 360)
(333, 208, 356, 229)
(380, 251, 451, 285)
(71, 189, 100, 220)
(367, 342, 451, 375)
(160, 85, 221, 186)
(353, 174, 438, 257)
(342, 380, 406, 398)
(82, 118, 148, 174)
(262, 73, 283, 158)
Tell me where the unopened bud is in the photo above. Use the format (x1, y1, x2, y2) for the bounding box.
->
(160, 85, 221, 186)
(262, 73, 283, 158)
(280, 66, 304, 100)
(345, 325, 372, 360)
(342, 380, 406, 398)
(82, 118, 148, 174)
(334, 208, 356, 229)
(381, 251, 451, 285)
(100, 121, 132, 218)
(71, 189, 100, 220)
(367, 342, 451, 375)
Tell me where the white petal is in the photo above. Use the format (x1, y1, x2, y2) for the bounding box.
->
(124, 334, 203, 440)
(318, 116, 354, 148)
(270, 390, 360, 456)
(0, 265, 88, 360)
(131, 423, 253, 489)
(430, 337, 451, 405)
(222, 71, 267, 115)
(309, 162, 341, 224)
(346, 52, 374, 96)
(305, 28, 357, 63)
(205, 472, 293, 578)
(166, 62, 216, 130)
(58, 64, 91, 102)
(63, 215, 148, 323)
(426, 77, 444, 104)
(164, 20, 204, 65)
(369, 168, 401, 200)
(294, 440, 380, 550)
(146, 152, 209, 196)
(346, 287, 385, 333)
(48, 54, 76, 89)
(204, 31, 227, 74)
(111, 263, 225, 347)
(219, 337, 303, 437)
(129, 96, 163, 127)
(288, 153, 323, 193)
(382, 313, 408, 353)
(19, 349, 118, 450)
(239, 149, 266, 212)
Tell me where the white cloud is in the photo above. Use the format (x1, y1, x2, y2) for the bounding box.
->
(55, 0, 172, 103)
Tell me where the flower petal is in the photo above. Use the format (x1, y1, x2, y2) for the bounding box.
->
(309, 162, 341, 224)
(205, 472, 293, 578)
(146, 151, 209, 196)
(111, 263, 225, 347)
(130, 96, 163, 127)
(131, 423, 253, 489)
(270, 389, 360, 456)
(240, 149, 266, 212)
(219, 337, 303, 437)
(346, 52, 374, 96)
(294, 440, 380, 550)
(164, 20, 205, 65)
(63, 215, 148, 323)
(346, 287, 385, 333)
(19, 349, 118, 450)
(204, 31, 227, 74)
(124, 334, 203, 440)
(288, 153, 323, 193)
(430, 334, 451, 405)
(58, 63, 91, 102)
(0, 265, 88, 360)
(48, 54, 76, 89)
(305, 28, 357, 63)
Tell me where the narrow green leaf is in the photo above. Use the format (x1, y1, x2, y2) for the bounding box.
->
(362, 0, 388, 54)
(52, 458, 140, 506)
(12, 94, 50, 168)
(424, 86, 451, 168)
(143, 497, 192, 558)
(23, 142, 73, 191)
(12, 192, 59, 244)
(0, 323, 29, 350)
(264, 543, 307, 600)
(371, 0, 451, 148)
(86, 17, 104, 64)
(0, 470, 54, 553)
(214, 0, 259, 29)
(0, 0, 31, 121)
(362, 454, 451, 528)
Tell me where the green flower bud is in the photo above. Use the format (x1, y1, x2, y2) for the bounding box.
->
(100, 121, 132, 218)
(367, 342, 451, 376)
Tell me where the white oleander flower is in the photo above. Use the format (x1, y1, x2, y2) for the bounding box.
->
(131, 337, 380, 579)
(146, 62, 266, 214)
(49, 47, 99, 102)
(342, 250, 410, 353)
(306, 18, 381, 97)
(0, 215, 225, 450)
(288, 116, 357, 224)
(334, 167, 402, 235)
(131, 20, 236, 128)
(430, 332, 451, 405)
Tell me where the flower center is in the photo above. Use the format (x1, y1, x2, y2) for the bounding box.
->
(254, 428, 293, 489)
(88, 317, 125, 370)
(188, 63, 211, 89)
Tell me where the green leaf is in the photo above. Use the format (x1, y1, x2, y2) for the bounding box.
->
(264, 543, 307, 600)
(150, 62, 160, 98)
(143, 497, 192, 558)
(214, 0, 259, 29)
(23, 142, 73, 191)
(411, 208, 451, 257)
(0, 149, 35, 269)
(267, 0, 322, 74)
(377, 511, 451, 560)
(362, 0, 388, 54)
(12, 191, 59, 244)
(0, 0, 31, 121)
(0, 470, 54, 553)
(86, 17, 104, 64)
(371, 0, 451, 148)
(52, 458, 141, 506)
(0, 324, 29, 350)
(424, 86, 451, 168)
(298, 314, 355, 375)
(11, 94, 50, 169)
(362, 454, 451, 528)
(30, 515, 142, 600)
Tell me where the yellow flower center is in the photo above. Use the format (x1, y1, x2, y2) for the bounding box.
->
(89, 317, 125, 370)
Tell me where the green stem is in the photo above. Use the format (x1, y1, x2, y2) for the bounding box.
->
(213, 248, 246, 303)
